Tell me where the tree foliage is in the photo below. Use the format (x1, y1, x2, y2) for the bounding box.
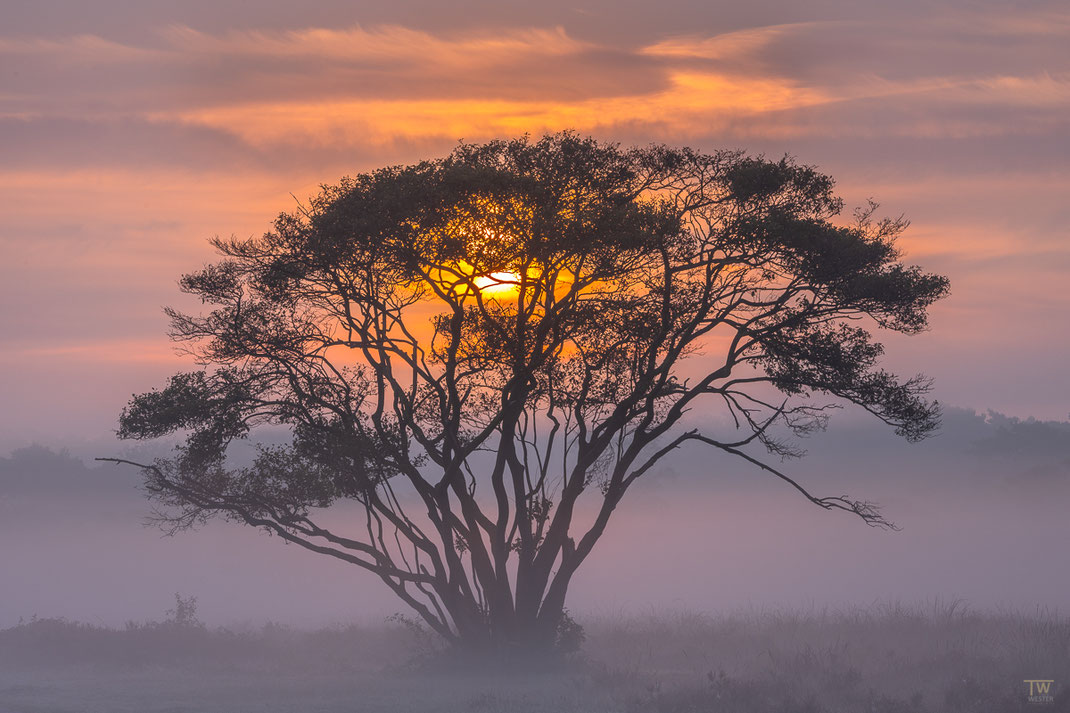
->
(110, 133, 949, 654)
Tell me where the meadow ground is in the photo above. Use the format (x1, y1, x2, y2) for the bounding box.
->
(1, 602, 1067, 712)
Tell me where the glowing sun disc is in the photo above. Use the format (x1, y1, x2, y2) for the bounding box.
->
(473, 272, 519, 294)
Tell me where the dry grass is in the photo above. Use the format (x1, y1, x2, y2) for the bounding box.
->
(582, 601, 1070, 711)
(1, 601, 1067, 712)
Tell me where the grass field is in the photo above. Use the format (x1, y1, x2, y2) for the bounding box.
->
(1, 601, 1067, 712)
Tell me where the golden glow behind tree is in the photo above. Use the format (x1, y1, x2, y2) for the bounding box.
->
(109, 133, 949, 657)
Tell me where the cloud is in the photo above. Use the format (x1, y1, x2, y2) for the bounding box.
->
(2, 14, 1067, 147)
(0, 33, 157, 63)
(0, 22, 591, 67)
(157, 70, 828, 148)
(162, 23, 588, 66)
(0, 24, 667, 117)
(640, 21, 835, 61)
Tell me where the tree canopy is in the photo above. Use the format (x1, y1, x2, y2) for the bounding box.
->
(111, 132, 949, 656)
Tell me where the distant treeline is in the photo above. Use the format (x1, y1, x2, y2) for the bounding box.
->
(2, 407, 1068, 500)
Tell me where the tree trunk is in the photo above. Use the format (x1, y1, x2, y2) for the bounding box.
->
(433, 576, 573, 666)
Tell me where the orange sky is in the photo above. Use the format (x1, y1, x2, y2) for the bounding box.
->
(1, 0, 1068, 448)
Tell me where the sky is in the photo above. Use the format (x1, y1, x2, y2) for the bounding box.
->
(1, 0, 1069, 628)
(2, 1, 1069, 451)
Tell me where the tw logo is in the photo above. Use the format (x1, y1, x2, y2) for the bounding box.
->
(1025, 679, 1055, 705)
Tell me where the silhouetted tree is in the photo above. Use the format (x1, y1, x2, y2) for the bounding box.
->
(106, 133, 949, 658)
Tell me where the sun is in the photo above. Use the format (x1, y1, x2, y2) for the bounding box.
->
(473, 271, 520, 295)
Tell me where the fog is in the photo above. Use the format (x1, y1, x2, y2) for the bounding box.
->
(3, 406, 1066, 631)
(5, 406, 1069, 711)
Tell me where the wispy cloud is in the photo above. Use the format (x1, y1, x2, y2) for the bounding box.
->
(0, 33, 158, 63)
(157, 70, 828, 148)
(162, 23, 588, 65)
(640, 21, 835, 61)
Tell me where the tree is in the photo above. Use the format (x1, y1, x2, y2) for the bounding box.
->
(107, 133, 949, 659)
